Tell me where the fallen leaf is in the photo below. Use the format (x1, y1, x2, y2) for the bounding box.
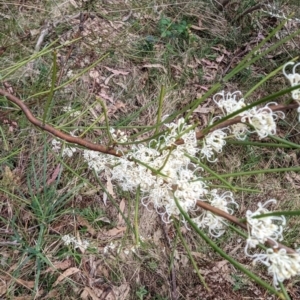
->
(0, 281, 6, 296)
(103, 192, 108, 206)
(45, 259, 72, 273)
(193, 106, 214, 114)
(117, 199, 126, 226)
(94, 216, 111, 224)
(46, 164, 62, 186)
(15, 279, 35, 289)
(216, 54, 225, 63)
(106, 174, 115, 198)
(81, 287, 100, 300)
(105, 227, 126, 237)
(53, 267, 80, 287)
(77, 215, 96, 237)
(104, 74, 115, 85)
(99, 93, 114, 103)
(111, 283, 130, 300)
(104, 66, 129, 76)
(142, 64, 167, 74)
(89, 70, 100, 79)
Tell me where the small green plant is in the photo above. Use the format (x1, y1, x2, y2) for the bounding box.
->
(159, 16, 190, 39)
(231, 273, 246, 291)
(136, 285, 148, 300)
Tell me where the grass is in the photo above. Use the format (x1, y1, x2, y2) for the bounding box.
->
(1, 0, 300, 299)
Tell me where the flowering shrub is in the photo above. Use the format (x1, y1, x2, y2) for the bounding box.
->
(51, 62, 300, 291)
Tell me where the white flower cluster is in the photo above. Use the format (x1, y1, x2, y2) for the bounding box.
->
(109, 118, 207, 222)
(51, 139, 77, 158)
(192, 190, 238, 237)
(245, 199, 285, 253)
(83, 118, 237, 225)
(61, 234, 89, 250)
(283, 62, 300, 121)
(200, 128, 227, 162)
(245, 199, 300, 288)
(79, 62, 300, 290)
(213, 91, 285, 139)
(62, 105, 81, 117)
(110, 127, 128, 143)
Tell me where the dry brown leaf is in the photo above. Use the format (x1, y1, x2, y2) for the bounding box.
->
(216, 54, 225, 63)
(142, 64, 167, 74)
(106, 174, 115, 198)
(15, 278, 35, 289)
(106, 227, 126, 237)
(114, 100, 126, 110)
(81, 286, 100, 300)
(46, 164, 61, 186)
(53, 267, 80, 287)
(0, 280, 6, 296)
(77, 215, 96, 237)
(111, 283, 130, 300)
(45, 259, 72, 273)
(117, 199, 126, 226)
(43, 289, 59, 299)
(103, 192, 108, 206)
(89, 70, 100, 79)
(104, 74, 115, 85)
(99, 93, 114, 103)
(190, 24, 206, 31)
(193, 106, 214, 114)
(104, 66, 129, 76)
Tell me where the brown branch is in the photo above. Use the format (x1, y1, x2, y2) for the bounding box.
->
(175, 102, 299, 144)
(0, 88, 121, 157)
(1, 88, 299, 153)
(196, 199, 296, 254)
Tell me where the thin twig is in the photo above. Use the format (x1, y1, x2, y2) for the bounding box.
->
(0, 88, 120, 157)
(214, 0, 232, 11)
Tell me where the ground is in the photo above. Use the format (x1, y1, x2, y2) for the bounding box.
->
(1, 1, 300, 299)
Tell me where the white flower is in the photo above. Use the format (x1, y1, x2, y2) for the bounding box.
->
(241, 103, 285, 139)
(283, 62, 300, 101)
(245, 199, 286, 254)
(62, 234, 89, 250)
(192, 190, 237, 237)
(62, 147, 77, 158)
(230, 123, 249, 140)
(110, 128, 128, 143)
(283, 62, 300, 122)
(213, 90, 246, 115)
(252, 248, 300, 288)
(200, 129, 227, 162)
(51, 139, 61, 151)
(83, 150, 117, 173)
(62, 105, 81, 117)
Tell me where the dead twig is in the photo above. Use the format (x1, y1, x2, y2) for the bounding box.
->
(0, 88, 120, 157)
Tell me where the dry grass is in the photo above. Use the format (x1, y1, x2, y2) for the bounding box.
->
(1, 0, 300, 299)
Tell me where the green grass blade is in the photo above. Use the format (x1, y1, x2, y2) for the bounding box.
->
(42, 50, 57, 125)
(204, 166, 300, 180)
